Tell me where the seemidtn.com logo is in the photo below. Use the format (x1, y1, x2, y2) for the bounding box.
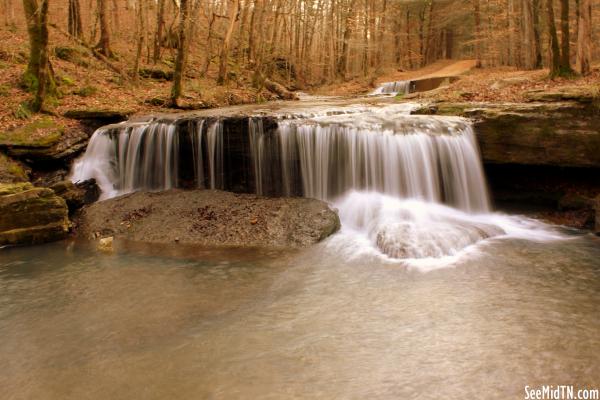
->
(525, 386, 599, 400)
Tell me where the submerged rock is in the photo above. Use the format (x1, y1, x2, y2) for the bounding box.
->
(0, 182, 70, 246)
(76, 190, 340, 248)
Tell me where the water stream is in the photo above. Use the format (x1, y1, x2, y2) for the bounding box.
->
(2, 100, 598, 398)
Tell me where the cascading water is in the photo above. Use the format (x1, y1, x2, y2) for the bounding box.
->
(371, 80, 412, 96)
(71, 103, 560, 263)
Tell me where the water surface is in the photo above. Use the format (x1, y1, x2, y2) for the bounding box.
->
(1, 228, 599, 399)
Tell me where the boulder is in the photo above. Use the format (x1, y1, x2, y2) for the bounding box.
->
(0, 119, 88, 165)
(76, 189, 340, 248)
(50, 179, 100, 214)
(0, 182, 70, 246)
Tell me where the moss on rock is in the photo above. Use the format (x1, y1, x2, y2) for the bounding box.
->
(0, 153, 29, 183)
(0, 118, 63, 148)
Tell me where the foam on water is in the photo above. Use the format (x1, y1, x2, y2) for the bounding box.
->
(326, 191, 568, 271)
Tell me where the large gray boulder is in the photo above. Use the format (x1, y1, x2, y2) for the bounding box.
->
(76, 190, 340, 248)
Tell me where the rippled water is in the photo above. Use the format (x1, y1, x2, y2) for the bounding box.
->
(1, 226, 599, 399)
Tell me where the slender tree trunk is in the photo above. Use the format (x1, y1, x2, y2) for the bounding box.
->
(559, 0, 572, 71)
(375, 0, 387, 70)
(532, 0, 543, 67)
(575, 0, 591, 74)
(132, 0, 144, 81)
(68, 0, 83, 38)
(217, 0, 240, 85)
(95, 0, 112, 57)
(522, 0, 537, 69)
(546, 0, 561, 77)
(171, 0, 189, 106)
(337, 0, 356, 79)
(153, 0, 165, 63)
(473, 0, 481, 63)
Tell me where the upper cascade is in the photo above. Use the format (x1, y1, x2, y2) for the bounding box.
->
(371, 80, 412, 96)
(71, 104, 490, 213)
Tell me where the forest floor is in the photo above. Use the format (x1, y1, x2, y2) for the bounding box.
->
(1, 20, 599, 135)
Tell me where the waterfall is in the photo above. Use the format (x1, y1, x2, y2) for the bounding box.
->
(371, 80, 412, 96)
(71, 105, 489, 212)
(70, 104, 509, 260)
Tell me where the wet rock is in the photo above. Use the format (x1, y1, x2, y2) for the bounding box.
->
(558, 193, 595, 211)
(0, 119, 88, 165)
(76, 189, 340, 249)
(50, 179, 100, 214)
(0, 182, 70, 246)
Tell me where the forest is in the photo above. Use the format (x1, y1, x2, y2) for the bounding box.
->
(1, 0, 598, 113)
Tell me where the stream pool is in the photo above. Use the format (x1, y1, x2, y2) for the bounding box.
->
(1, 222, 599, 399)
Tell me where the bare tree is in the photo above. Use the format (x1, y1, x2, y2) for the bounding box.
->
(575, 0, 591, 74)
(68, 0, 83, 38)
(218, 0, 240, 85)
(22, 0, 53, 111)
(95, 0, 113, 57)
(171, 0, 190, 106)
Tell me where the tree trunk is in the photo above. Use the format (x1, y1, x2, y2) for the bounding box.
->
(532, 0, 543, 68)
(473, 0, 481, 63)
(68, 0, 83, 38)
(521, 0, 537, 69)
(546, 0, 561, 77)
(559, 0, 571, 71)
(375, 0, 387, 70)
(95, 0, 112, 57)
(22, 0, 53, 111)
(337, 0, 356, 79)
(132, 0, 144, 81)
(575, 0, 591, 74)
(170, 0, 189, 106)
(153, 0, 165, 63)
(217, 0, 240, 85)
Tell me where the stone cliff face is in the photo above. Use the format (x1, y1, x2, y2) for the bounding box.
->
(413, 101, 600, 168)
(0, 183, 70, 246)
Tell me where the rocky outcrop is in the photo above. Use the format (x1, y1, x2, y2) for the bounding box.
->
(413, 101, 600, 168)
(63, 109, 134, 124)
(50, 179, 100, 214)
(0, 153, 29, 183)
(77, 189, 340, 248)
(0, 119, 88, 166)
(0, 182, 70, 246)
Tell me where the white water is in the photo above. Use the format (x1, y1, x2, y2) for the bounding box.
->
(70, 103, 565, 263)
(371, 80, 412, 96)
